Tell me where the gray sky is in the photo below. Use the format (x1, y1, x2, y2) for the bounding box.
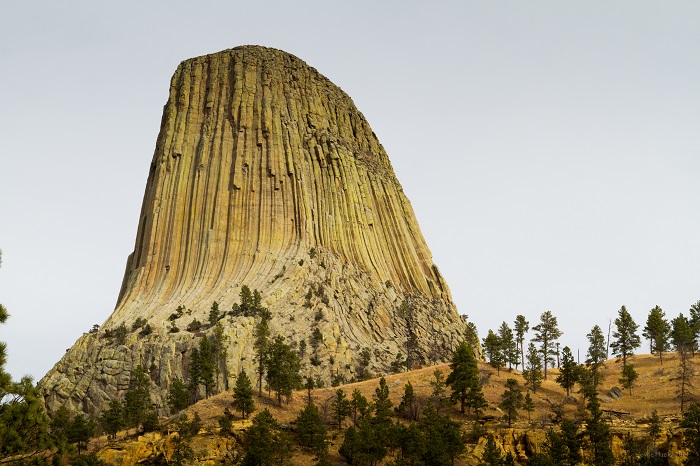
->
(1, 1, 698, 381)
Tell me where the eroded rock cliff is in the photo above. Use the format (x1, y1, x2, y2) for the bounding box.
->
(39, 45, 468, 416)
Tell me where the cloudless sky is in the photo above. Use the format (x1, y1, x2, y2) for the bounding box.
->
(1, 1, 698, 381)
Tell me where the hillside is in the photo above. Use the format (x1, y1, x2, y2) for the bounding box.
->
(90, 352, 695, 465)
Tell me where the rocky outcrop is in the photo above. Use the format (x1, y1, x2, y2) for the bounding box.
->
(39, 45, 469, 416)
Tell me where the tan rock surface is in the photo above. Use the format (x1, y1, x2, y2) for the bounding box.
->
(39, 45, 469, 416)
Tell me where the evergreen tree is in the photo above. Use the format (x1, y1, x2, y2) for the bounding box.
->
(481, 433, 504, 466)
(584, 392, 614, 466)
(188, 347, 202, 402)
(681, 402, 700, 465)
(208, 301, 221, 326)
(619, 364, 638, 395)
(171, 415, 195, 466)
(398, 300, 419, 371)
(266, 335, 303, 405)
(542, 419, 582, 466)
(643, 306, 671, 364)
(100, 399, 125, 440)
(167, 378, 191, 414)
(392, 422, 426, 466)
(253, 313, 271, 396)
(532, 311, 562, 380)
(514, 315, 529, 371)
(218, 408, 234, 436)
(671, 313, 695, 356)
(210, 322, 229, 389)
(499, 378, 523, 427)
(523, 392, 535, 422)
(373, 377, 393, 428)
(339, 418, 386, 466)
(350, 388, 369, 425)
(198, 336, 216, 398)
(689, 300, 700, 348)
(446, 342, 487, 416)
(396, 381, 419, 421)
(232, 369, 256, 419)
(67, 414, 95, 454)
(555, 346, 578, 396)
(465, 321, 480, 350)
(498, 321, 519, 370)
(482, 329, 505, 375)
(611, 305, 641, 368)
(586, 325, 607, 388)
(523, 342, 543, 393)
(420, 403, 466, 466)
(242, 409, 290, 466)
(429, 368, 448, 413)
(124, 365, 152, 431)
(295, 402, 327, 458)
(331, 389, 352, 429)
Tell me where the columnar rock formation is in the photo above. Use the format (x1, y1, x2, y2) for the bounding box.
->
(39, 46, 469, 415)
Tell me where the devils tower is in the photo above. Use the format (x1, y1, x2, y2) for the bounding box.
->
(39, 46, 468, 415)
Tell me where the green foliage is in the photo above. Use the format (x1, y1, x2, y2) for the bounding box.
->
(396, 381, 419, 421)
(208, 301, 221, 326)
(429, 368, 448, 413)
(350, 388, 370, 425)
(446, 342, 486, 416)
(586, 325, 607, 388)
(186, 318, 202, 331)
(72, 453, 109, 466)
(416, 403, 466, 465)
(171, 415, 195, 466)
(542, 419, 582, 466)
(619, 364, 639, 395)
(480, 433, 503, 466)
(311, 327, 323, 351)
(681, 403, 700, 465)
(514, 315, 529, 370)
(100, 399, 125, 440)
(390, 352, 406, 374)
(233, 369, 256, 419)
(254, 313, 271, 396)
(465, 321, 480, 351)
(0, 375, 52, 459)
(523, 392, 535, 421)
(532, 311, 562, 380)
(295, 402, 328, 458)
(499, 378, 523, 427)
(132, 317, 148, 331)
(556, 346, 578, 396)
(523, 342, 543, 393)
(611, 305, 641, 367)
(672, 313, 695, 356)
(139, 323, 152, 337)
(498, 321, 519, 370)
(339, 419, 387, 466)
(331, 389, 352, 429)
(218, 408, 234, 436)
(584, 392, 614, 466)
(643, 306, 671, 364)
(167, 378, 190, 414)
(169, 305, 185, 321)
(242, 409, 290, 466)
(123, 365, 154, 431)
(266, 335, 303, 405)
(482, 329, 505, 375)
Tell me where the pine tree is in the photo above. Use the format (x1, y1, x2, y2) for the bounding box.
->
(209, 301, 221, 326)
(295, 402, 327, 457)
(396, 381, 419, 421)
(253, 313, 271, 396)
(619, 364, 638, 395)
(198, 336, 216, 398)
(611, 305, 641, 368)
(681, 402, 700, 465)
(266, 335, 303, 405)
(514, 315, 529, 371)
(350, 389, 369, 425)
(498, 322, 519, 370)
(331, 389, 352, 429)
(124, 365, 152, 431)
(482, 329, 505, 375)
(481, 433, 504, 466)
(499, 378, 523, 427)
(556, 346, 578, 396)
(584, 392, 614, 466)
(429, 369, 448, 413)
(188, 347, 202, 402)
(446, 342, 486, 416)
(67, 414, 95, 454)
(643, 306, 671, 364)
(167, 378, 190, 414)
(523, 342, 543, 393)
(420, 403, 466, 465)
(671, 313, 695, 356)
(232, 369, 256, 419)
(523, 392, 535, 422)
(100, 399, 125, 440)
(689, 300, 700, 348)
(586, 325, 607, 388)
(242, 409, 290, 466)
(532, 311, 562, 380)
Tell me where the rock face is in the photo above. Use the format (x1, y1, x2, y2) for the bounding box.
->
(39, 45, 468, 415)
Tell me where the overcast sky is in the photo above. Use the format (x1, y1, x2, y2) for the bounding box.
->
(1, 1, 698, 381)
